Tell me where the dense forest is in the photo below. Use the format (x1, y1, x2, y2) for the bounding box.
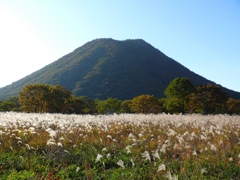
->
(1, 78, 240, 115)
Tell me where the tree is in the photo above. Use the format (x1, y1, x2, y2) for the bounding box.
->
(130, 95, 160, 114)
(96, 100, 106, 114)
(19, 84, 74, 113)
(120, 100, 133, 113)
(46, 84, 72, 113)
(227, 98, 240, 114)
(190, 84, 228, 114)
(158, 98, 167, 113)
(105, 98, 122, 114)
(78, 96, 97, 114)
(164, 78, 194, 114)
(65, 96, 83, 114)
(0, 97, 20, 112)
(97, 98, 122, 114)
(19, 84, 50, 113)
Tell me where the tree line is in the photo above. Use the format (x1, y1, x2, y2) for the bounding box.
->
(0, 78, 240, 114)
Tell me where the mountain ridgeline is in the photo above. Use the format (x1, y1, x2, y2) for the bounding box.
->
(0, 38, 239, 100)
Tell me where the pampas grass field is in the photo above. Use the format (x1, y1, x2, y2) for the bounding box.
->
(0, 112, 239, 179)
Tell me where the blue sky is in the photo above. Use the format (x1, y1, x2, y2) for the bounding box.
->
(0, 0, 240, 92)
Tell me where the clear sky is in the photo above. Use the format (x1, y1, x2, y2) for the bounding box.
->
(0, 0, 240, 92)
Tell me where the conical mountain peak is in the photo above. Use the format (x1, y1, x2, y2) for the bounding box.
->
(0, 38, 239, 100)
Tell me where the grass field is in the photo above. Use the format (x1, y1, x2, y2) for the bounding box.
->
(0, 112, 239, 179)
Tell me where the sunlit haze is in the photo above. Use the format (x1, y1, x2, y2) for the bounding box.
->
(0, 1, 240, 92)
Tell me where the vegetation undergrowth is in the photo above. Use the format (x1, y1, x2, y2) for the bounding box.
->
(0, 112, 239, 179)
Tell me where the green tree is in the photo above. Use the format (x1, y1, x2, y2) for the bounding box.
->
(97, 98, 122, 114)
(105, 98, 122, 114)
(130, 95, 160, 114)
(164, 78, 194, 114)
(0, 97, 20, 112)
(190, 84, 228, 114)
(78, 96, 97, 114)
(158, 98, 167, 113)
(96, 100, 106, 114)
(120, 100, 133, 113)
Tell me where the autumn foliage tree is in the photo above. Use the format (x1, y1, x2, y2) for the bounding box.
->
(46, 84, 72, 113)
(19, 84, 74, 113)
(190, 84, 228, 114)
(130, 94, 161, 114)
(226, 98, 240, 114)
(19, 84, 50, 113)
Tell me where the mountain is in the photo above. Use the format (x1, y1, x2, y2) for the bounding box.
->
(0, 38, 239, 100)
